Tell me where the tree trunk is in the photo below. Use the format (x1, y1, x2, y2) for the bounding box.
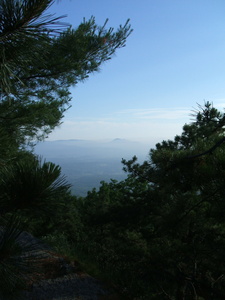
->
(176, 278, 187, 300)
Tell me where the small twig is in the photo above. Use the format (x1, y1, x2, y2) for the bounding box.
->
(160, 287, 173, 300)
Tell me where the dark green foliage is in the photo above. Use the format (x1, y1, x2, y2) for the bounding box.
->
(67, 103, 225, 299)
(0, 0, 65, 95)
(0, 157, 71, 215)
(0, 154, 72, 298)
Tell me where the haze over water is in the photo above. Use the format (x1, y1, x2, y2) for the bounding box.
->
(35, 138, 151, 196)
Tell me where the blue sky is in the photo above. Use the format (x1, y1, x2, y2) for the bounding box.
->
(46, 0, 225, 145)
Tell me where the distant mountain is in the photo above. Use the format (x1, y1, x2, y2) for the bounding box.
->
(34, 139, 150, 197)
(111, 138, 131, 142)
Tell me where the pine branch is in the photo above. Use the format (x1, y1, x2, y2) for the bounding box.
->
(186, 136, 225, 159)
(0, 0, 67, 41)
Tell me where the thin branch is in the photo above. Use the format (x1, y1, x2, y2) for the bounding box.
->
(176, 189, 218, 225)
(160, 287, 173, 300)
(186, 136, 225, 159)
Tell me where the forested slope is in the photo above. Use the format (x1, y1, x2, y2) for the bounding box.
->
(58, 102, 225, 299)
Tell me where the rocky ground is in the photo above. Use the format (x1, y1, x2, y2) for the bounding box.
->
(22, 273, 115, 300)
(19, 232, 120, 300)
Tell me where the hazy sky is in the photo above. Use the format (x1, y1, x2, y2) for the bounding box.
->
(46, 0, 225, 145)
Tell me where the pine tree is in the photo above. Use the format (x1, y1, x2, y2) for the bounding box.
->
(0, 0, 132, 151)
(76, 103, 225, 299)
(0, 1, 132, 297)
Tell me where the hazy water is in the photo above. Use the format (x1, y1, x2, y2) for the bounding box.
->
(34, 139, 151, 196)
